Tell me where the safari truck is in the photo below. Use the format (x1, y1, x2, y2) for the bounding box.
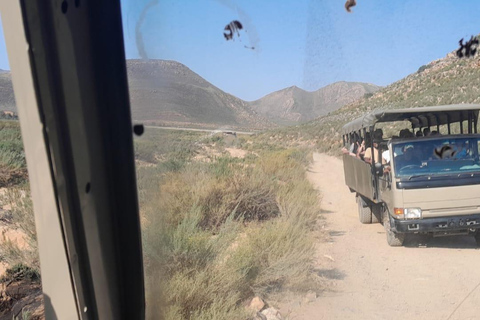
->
(342, 104, 480, 246)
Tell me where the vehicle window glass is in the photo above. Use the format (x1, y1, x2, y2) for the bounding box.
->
(120, 1, 480, 319)
(6, 1, 480, 319)
(393, 137, 480, 177)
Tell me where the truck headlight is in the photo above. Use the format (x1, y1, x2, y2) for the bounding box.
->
(404, 208, 422, 220)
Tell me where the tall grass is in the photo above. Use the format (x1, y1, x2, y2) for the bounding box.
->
(0, 121, 27, 187)
(0, 121, 38, 283)
(141, 149, 320, 319)
(0, 121, 25, 171)
(0, 187, 39, 272)
(0, 123, 322, 319)
(134, 129, 201, 163)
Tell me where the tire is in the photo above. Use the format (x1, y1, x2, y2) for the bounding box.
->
(474, 232, 480, 247)
(357, 196, 372, 224)
(383, 209, 405, 246)
(371, 204, 382, 224)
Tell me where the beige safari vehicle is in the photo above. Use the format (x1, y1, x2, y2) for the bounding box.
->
(342, 104, 480, 246)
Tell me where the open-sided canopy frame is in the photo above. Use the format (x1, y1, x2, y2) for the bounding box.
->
(342, 104, 480, 135)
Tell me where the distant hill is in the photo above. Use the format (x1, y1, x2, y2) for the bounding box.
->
(267, 43, 480, 154)
(126, 60, 274, 130)
(0, 60, 274, 130)
(0, 60, 379, 130)
(250, 82, 380, 125)
(0, 72, 15, 112)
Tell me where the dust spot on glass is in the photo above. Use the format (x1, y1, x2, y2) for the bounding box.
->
(133, 124, 145, 136)
(223, 20, 243, 41)
(345, 0, 356, 13)
(214, 0, 260, 52)
(135, 0, 159, 60)
(61, 0, 68, 14)
(457, 36, 479, 58)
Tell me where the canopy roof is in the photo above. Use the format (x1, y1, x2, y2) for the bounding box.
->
(342, 104, 480, 135)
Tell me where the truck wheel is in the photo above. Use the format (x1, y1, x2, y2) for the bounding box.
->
(371, 204, 382, 224)
(474, 232, 480, 247)
(357, 196, 372, 224)
(383, 210, 405, 246)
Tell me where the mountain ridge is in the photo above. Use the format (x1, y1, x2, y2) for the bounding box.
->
(266, 44, 480, 154)
(0, 59, 379, 130)
(249, 81, 380, 125)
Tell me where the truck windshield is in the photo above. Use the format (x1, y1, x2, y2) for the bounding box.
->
(392, 137, 480, 178)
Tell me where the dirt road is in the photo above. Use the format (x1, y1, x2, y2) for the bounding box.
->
(144, 125, 255, 135)
(297, 153, 480, 320)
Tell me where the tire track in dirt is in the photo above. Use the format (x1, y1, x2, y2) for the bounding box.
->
(295, 153, 480, 320)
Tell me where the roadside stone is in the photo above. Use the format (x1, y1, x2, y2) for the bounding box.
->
(261, 307, 283, 320)
(303, 290, 317, 303)
(249, 296, 265, 312)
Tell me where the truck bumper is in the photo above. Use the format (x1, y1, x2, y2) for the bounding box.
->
(393, 214, 480, 234)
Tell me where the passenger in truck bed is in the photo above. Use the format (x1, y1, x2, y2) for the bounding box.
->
(342, 132, 361, 156)
(364, 131, 387, 165)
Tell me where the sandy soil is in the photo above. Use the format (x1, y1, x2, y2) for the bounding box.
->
(295, 153, 480, 320)
(225, 147, 248, 158)
(0, 225, 27, 278)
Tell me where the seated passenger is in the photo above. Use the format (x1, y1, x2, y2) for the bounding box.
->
(382, 148, 391, 164)
(395, 145, 421, 169)
(415, 131, 423, 137)
(342, 133, 361, 156)
(382, 147, 392, 173)
(356, 138, 366, 160)
(364, 132, 387, 165)
(374, 128, 385, 142)
(423, 128, 431, 136)
(399, 129, 415, 139)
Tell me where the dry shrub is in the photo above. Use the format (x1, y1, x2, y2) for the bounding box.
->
(154, 158, 281, 230)
(200, 171, 279, 229)
(142, 148, 321, 319)
(226, 217, 316, 296)
(0, 187, 39, 272)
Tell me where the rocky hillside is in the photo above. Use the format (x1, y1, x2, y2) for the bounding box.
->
(264, 46, 480, 154)
(0, 71, 15, 112)
(126, 60, 274, 130)
(0, 60, 274, 130)
(0, 60, 378, 130)
(250, 82, 380, 125)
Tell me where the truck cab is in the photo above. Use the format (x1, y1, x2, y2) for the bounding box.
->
(342, 105, 480, 246)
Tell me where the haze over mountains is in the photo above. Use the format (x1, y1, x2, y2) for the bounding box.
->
(250, 82, 380, 125)
(126, 60, 273, 130)
(0, 59, 379, 129)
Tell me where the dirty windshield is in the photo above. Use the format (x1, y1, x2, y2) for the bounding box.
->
(3, 0, 480, 319)
(393, 137, 480, 177)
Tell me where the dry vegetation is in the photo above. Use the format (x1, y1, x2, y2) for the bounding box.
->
(135, 130, 321, 319)
(0, 123, 322, 319)
(0, 121, 41, 319)
(0, 121, 36, 270)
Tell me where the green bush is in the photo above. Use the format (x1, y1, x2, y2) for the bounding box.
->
(0, 263, 40, 283)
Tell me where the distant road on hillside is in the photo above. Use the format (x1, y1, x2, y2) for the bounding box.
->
(144, 125, 256, 135)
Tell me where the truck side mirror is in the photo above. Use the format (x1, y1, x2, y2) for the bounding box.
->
(374, 162, 383, 176)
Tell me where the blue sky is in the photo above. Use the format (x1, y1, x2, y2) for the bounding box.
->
(1, 1, 480, 101)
